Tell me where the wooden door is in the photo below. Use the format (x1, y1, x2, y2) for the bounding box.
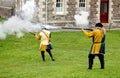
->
(100, 0, 109, 23)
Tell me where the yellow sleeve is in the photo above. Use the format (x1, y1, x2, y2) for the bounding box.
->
(82, 30, 95, 37)
(35, 34, 41, 40)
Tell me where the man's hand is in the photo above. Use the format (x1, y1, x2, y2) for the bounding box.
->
(81, 28, 84, 32)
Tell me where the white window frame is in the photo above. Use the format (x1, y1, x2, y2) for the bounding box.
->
(55, 0, 64, 15)
(79, 0, 86, 11)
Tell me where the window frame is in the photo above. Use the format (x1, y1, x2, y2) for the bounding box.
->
(55, 0, 64, 15)
(79, 0, 86, 11)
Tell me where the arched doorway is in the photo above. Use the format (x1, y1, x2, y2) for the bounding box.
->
(100, 0, 109, 23)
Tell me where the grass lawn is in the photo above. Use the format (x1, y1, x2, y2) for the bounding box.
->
(0, 30, 120, 78)
(0, 18, 6, 22)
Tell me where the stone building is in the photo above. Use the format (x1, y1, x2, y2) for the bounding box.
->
(0, 0, 15, 18)
(0, 0, 120, 28)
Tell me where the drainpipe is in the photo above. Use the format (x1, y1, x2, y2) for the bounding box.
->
(45, 0, 47, 26)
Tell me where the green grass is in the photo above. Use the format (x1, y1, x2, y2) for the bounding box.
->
(0, 30, 120, 78)
(0, 17, 6, 22)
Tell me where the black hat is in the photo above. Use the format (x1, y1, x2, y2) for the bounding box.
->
(95, 23, 103, 27)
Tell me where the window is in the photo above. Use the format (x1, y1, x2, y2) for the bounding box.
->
(56, 0, 64, 14)
(79, 0, 86, 11)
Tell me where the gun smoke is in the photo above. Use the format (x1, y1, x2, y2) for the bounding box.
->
(74, 11, 89, 28)
(0, 0, 41, 39)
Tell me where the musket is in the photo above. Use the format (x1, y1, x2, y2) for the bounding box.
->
(29, 32, 36, 36)
(61, 27, 93, 31)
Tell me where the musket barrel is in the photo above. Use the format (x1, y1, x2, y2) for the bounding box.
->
(61, 27, 93, 31)
(29, 32, 35, 35)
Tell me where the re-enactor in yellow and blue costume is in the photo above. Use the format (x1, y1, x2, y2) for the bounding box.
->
(82, 23, 106, 69)
(35, 27, 55, 61)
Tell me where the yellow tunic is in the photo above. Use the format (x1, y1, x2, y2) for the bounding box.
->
(35, 29, 50, 51)
(82, 29, 103, 54)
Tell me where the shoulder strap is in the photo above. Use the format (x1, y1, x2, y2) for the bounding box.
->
(42, 30, 49, 39)
(42, 30, 51, 43)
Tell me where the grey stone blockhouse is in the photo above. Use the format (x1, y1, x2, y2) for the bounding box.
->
(0, 0, 15, 18)
(0, 0, 120, 28)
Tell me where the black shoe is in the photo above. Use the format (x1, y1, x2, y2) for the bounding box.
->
(42, 60, 46, 62)
(52, 58, 55, 61)
(88, 67, 92, 70)
(101, 67, 104, 69)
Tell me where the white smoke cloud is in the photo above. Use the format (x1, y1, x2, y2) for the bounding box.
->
(0, 24, 7, 39)
(21, 0, 37, 21)
(74, 11, 89, 28)
(0, 16, 42, 39)
(0, 0, 41, 39)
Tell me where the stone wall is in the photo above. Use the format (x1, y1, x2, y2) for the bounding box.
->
(112, 0, 120, 17)
(0, 0, 15, 7)
(47, 0, 54, 21)
(0, 7, 13, 18)
(66, 0, 77, 20)
(111, 0, 120, 28)
(89, 0, 98, 27)
(0, 0, 15, 19)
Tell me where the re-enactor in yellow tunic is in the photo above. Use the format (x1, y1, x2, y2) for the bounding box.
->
(82, 29, 103, 54)
(35, 28, 55, 61)
(82, 23, 106, 69)
(35, 29, 50, 51)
